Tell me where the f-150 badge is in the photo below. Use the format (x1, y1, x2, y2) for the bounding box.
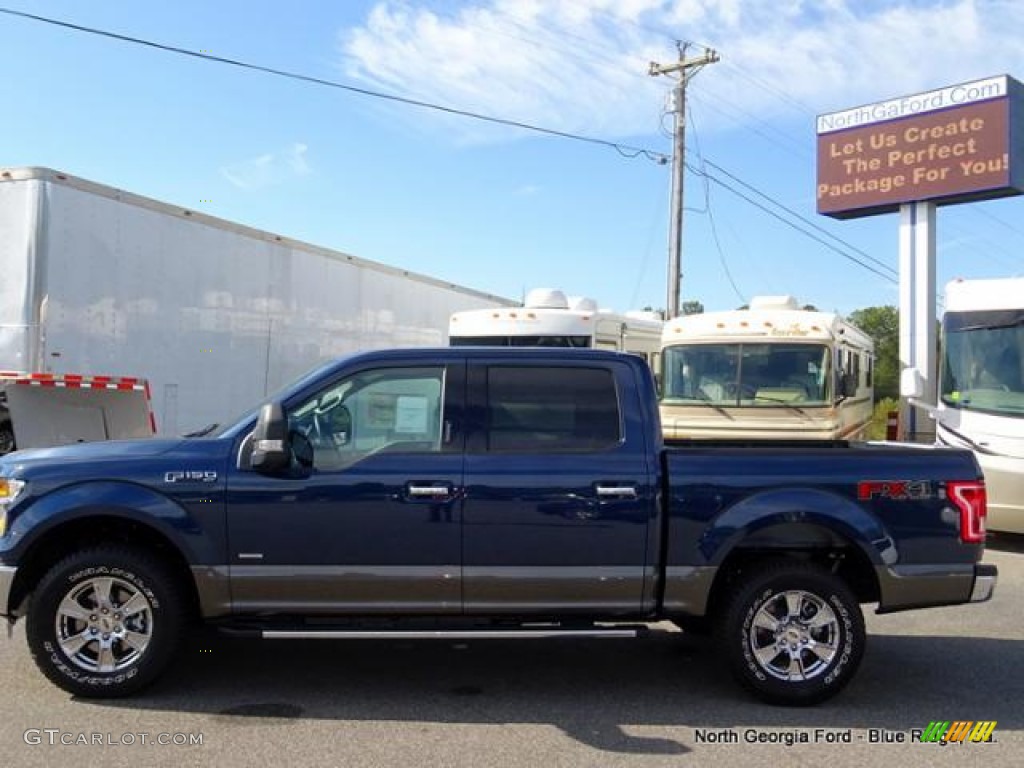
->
(164, 470, 218, 483)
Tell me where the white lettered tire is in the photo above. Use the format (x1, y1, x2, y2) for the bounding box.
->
(26, 546, 186, 698)
(717, 561, 865, 705)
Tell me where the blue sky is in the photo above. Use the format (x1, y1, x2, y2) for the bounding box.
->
(1, 0, 1022, 317)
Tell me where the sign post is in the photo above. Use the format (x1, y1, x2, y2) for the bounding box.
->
(898, 201, 936, 441)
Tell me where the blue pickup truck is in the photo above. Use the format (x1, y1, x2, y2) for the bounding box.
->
(0, 348, 997, 705)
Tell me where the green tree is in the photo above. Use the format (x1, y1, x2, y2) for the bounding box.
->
(681, 300, 704, 316)
(849, 305, 899, 401)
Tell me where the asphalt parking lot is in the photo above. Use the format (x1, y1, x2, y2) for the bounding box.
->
(1, 534, 1021, 768)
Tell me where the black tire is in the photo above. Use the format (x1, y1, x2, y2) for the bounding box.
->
(26, 546, 186, 698)
(0, 421, 15, 455)
(715, 560, 865, 706)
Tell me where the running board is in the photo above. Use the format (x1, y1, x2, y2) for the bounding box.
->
(261, 627, 643, 640)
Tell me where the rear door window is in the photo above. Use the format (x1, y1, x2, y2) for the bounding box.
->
(483, 366, 621, 452)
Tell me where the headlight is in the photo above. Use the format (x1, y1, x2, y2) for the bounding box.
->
(0, 478, 26, 537)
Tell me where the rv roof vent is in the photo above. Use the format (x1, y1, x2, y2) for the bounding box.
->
(749, 295, 800, 311)
(568, 296, 600, 312)
(524, 288, 569, 309)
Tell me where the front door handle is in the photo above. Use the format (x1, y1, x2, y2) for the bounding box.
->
(408, 485, 451, 497)
(595, 485, 638, 499)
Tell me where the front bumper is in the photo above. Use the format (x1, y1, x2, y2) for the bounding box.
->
(970, 563, 998, 603)
(0, 565, 16, 617)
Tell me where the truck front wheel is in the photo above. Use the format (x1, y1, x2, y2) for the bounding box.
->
(26, 546, 186, 698)
(0, 421, 15, 454)
(717, 561, 865, 705)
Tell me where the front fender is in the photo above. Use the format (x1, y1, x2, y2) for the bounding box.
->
(6, 480, 225, 566)
(700, 487, 897, 568)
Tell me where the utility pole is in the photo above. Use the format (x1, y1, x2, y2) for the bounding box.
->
(649, 44, 719, 319)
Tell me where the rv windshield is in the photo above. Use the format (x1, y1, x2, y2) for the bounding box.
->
(941, 309, 1024, 417)
(662, 343, 831, 407)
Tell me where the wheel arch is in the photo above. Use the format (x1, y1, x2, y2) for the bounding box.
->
(702, 518, 882, 627)
(9, 514, 201, 623)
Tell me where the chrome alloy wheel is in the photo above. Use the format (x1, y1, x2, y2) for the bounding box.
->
(54, 576, 154, 673)
(747, 589, 839, 682)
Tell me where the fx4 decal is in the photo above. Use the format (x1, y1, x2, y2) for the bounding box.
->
(857, 480, 937, 501)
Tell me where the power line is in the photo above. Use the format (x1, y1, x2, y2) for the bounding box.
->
(0, 5, 905, 285)
(682, 109, 711, 214)
(689, 91, 810, 160)
(705, 199, 748, 305)
(970, 206, 1024, 241)
(686, 107, 745, 303)
(699, 158, 899, 278)
(428, 4, 638, 80)
(565, 2, 679, 45)
(628, 182, 672, 310)
(721, 61, 818, 117)
(687, 161, 898, 283)
(0, 6, 668, 164)
(677, 107, 899, 284)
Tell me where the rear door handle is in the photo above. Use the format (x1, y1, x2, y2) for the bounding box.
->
(403, 482, 456, 502)
(595, 485, 638, 499)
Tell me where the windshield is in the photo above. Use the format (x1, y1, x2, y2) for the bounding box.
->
(209, 357, 350, 439)
(661, 343, 832, 406)
(941, 309, 1024, 417)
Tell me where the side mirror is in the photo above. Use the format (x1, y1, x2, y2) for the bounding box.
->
(900, 366, 938, 419)
(328, 404, 352, 447)
(251, 402, 290, 473)
(835, 369, 852, 401)
(842, 372, 857, 397)
(900, 367, 924, 399)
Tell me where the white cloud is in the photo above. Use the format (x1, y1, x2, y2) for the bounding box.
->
(339, 0, 1024, 141)
(221, 143, 311, 190)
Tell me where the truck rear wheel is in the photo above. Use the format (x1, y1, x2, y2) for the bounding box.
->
(716, 561, 865, 705)
(26, 546, 186, 698)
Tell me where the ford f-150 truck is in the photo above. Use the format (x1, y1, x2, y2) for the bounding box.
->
(0, 348, 997, 705)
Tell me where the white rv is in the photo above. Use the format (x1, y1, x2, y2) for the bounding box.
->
(448, 288, 664, 367)
(0, 167, 513, 452)
(903, 277, 1024, 534)
(660, 296, 875, 440)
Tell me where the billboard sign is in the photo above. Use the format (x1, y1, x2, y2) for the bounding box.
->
(816, 75, 1024, 219)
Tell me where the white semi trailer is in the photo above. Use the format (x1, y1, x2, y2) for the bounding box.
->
(0, 167, 513, 451)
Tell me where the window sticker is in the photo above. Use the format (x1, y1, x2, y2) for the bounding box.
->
(395, 395, 430, 434)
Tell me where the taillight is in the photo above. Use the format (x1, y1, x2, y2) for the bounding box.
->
(947, 481, 988, 544)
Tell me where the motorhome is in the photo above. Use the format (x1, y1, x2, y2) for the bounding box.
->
(903, 277, 1024, 534)
(660, 296, 875, 440)
(448, 288, 664, 369)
